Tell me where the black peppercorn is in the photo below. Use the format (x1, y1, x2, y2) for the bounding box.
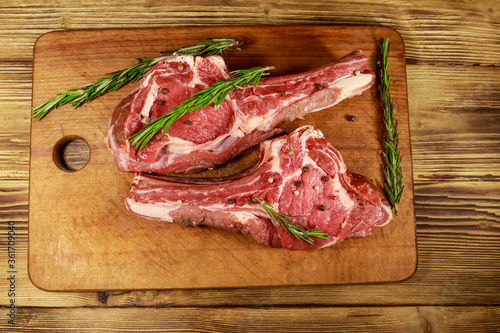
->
(160, 88, 168, 94)
(295, 181, 302, 187)
(348, 115, 356, 122)
(322, 176, 328, 182)
(281, 91, 286, 96)
(186, 120, 192, 125)
(302, 166, 309, 172)
(316, 84, 323, 90)
(319, 205, 326, 211)
(157, 100, 163, 105)
(228, 199, 234, 204)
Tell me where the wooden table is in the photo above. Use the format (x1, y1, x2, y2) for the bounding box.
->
(1, 0, 499, 331)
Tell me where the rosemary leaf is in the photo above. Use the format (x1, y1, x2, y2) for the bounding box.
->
(31, 36, 241, 120)
(128, 66, 274, 151)
(377, 38, 404, 214)
(247, 199, 329, 245)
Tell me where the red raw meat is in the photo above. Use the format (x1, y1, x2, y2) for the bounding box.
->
(106, 51, 375, 174)
(126, 126, 392, 250)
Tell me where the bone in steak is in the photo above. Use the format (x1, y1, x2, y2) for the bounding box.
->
(126, 126, 393, 250)
(106, 51, 375, 174)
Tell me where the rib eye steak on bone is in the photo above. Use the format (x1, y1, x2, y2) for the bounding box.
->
(126, 126, 393, 251)
(106, 51, 375, 174)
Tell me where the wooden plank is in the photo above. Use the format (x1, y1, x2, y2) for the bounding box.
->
(0, 306, 498, 332)
(1, 1, 499, 65)
(1, 61, 498, 305)
(28, 25, 415, 291)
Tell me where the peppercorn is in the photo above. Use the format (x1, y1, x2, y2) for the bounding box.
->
(228, 199, 234, 204)
(160, 88, 168, 94)
(319, 205, 326, 211)
(302, 166, 309, 172)
(288, 149, 294, 155)
(348, 115, 356, 122)
(295, 181, 302, 187)
(281, 91, 286, 96)
(316, 84, 323, 90)
(186, 120, 192, 125)
(322, 176, 328, 182)
(157, 100, 163, 105)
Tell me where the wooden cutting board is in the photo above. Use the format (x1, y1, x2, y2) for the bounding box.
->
(29, 25, 416, 291)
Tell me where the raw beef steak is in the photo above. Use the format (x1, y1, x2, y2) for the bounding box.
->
(126, 126, 393, 250)
(107, 51, 375, 174)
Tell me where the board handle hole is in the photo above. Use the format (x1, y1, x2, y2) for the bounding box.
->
(53, 136, 91, 172)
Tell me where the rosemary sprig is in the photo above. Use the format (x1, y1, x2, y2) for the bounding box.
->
(247, 199, 329, 245)
(31, 37, 241, 120)
(377, 38, 404, 215)
(128, 66, 274, 150)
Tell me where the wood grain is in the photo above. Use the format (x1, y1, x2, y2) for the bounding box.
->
(1, 42, 498, 304)
(0, 0, 499, 331)
(2, 181, 500, 307)
(0, 306, 498, 333)
(1, 1, 499, 65)
(28, 25, 415, 291)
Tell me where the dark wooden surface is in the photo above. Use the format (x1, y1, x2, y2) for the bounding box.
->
(0, 0, 499, 331)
